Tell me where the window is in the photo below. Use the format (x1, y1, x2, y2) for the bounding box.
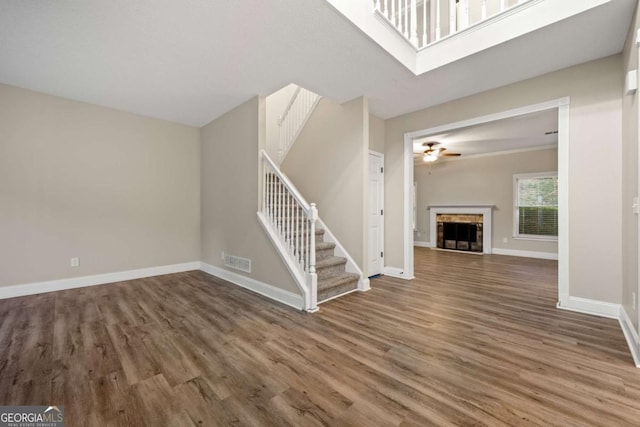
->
(513, 172, 558, 240)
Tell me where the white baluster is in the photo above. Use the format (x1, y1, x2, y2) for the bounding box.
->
(499, 0, 506, 12)
(481, 0, 487, 20)
(435, 0, 441, 40)
(461, 0, 469, 29)
(404, 0, 409, 38)
(397, 0, 402, 33)
(422, 0, 427, 46)
(384, 0, 389, 18)
(449, 0, 456, 35)
(375, 0, 381, 10)
(391, 0, 395, 26)
(410, 0, 418, 46)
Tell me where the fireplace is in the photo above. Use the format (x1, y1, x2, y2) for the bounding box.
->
(428, 205, 494, 254)
(436, 214, 483, 252)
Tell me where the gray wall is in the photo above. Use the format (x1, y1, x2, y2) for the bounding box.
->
(385, 55, 622, 303)
(414, 148, 558, 254)
(0, 84, 201, 287)
(200, 96, 299, 294)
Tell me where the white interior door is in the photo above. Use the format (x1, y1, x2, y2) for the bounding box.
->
(369, 151, 384, 277)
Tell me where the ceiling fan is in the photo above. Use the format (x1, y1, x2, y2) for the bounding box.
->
(420, 142, 461, 162)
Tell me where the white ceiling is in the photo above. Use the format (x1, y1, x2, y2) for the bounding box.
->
(0, 0, 635, 126)
(413, 109, 558, 159)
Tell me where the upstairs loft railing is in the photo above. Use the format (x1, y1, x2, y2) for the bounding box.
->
(260, 150, 318, 311)
(374, 0, 532, 49)
(276, 86, 321, 165)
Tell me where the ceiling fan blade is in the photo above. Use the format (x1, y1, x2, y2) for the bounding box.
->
(441, 153, 461, 157)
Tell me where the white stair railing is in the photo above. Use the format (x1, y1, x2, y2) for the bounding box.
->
(277, 86, 321, 165)
(258, 150, 318, 311)
(374, 0, 534, 49)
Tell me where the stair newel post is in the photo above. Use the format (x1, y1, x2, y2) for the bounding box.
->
(308, 203, 318, 311)
(262, 156, 266, 216)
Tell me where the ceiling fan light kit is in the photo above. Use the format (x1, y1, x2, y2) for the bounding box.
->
(420, 141, 462, 162)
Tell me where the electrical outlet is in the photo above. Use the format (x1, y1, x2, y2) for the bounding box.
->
(221, 251, 225, 261)
(633, 292, 637, 310)
(502, 237, 508, 243)
(70, 257, 80, 267)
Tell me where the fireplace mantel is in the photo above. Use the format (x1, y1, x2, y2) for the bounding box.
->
(428, 205, 494, 254)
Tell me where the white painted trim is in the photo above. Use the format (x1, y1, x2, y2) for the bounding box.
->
(200, 262, 304, 310)
(491, 248, 558, 260)
(369, 150, 385, 278)
(556, 296, 620, 319)
(620, 306, 640, 367)
(557, 101, 570, 309)
(0, 262, 201, 300)
(428, 206, 494, 254)
(403, 133, 415, 280)
(383, 266, 413, 279)
(513, 171, 558, 240)
(404, 97, 570, 308)
(414, 241, 433, 248)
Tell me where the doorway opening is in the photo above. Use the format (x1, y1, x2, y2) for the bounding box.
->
(402, 98, 570, 306)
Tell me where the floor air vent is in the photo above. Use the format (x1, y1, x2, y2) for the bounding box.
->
(224, 254, 252, 273)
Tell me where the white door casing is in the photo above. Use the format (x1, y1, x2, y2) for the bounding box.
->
(369, 151, 385, 276)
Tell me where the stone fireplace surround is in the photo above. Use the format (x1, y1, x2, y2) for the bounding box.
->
(428, 205, 495, 254)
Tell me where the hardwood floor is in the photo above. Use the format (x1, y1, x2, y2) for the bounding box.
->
(1, 248, 639, 426)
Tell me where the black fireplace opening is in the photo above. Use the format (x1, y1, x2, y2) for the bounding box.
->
(438, 221, 483, 252)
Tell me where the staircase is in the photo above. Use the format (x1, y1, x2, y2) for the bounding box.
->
(313, 228, 360, 302)
(257, 150, 365, 312)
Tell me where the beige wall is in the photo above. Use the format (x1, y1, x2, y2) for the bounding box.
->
(369, 114, 386, 153)
(622, 3, 640, 330)
(200, 96, 299, 294)
(281, 97, 369, 276)
(385, 55, 623, 303)
(415, 148, 558, 254)
(0, 84, 201, 287)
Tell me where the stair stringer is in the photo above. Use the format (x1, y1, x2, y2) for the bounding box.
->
(256, 211, 316, 312)
(316, 218, 370, 295)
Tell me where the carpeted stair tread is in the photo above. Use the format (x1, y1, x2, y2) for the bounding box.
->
(318, 272, 360, 290)
(316, 241, 335, 250)
(318, 272, 359, 302)
(316, 256, 347, 269)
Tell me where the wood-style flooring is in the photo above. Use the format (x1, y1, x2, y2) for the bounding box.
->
(1, 248, 639, 426)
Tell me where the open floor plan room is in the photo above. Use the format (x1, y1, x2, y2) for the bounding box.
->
(1, 248, 638, 426)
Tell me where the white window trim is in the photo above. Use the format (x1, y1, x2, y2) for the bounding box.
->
(513, 171, 558, 241)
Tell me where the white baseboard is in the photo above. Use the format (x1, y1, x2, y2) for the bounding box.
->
(200, 262, 303, 310)
(383, 266, 414, 279)
(0, 261, 201, 300)
(413, 241, 433, 248)
(556, 296, 621, 319)
(620, 306, 640, 367)
(491, 248, 558, 260)
(359, 278, 371, 291)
